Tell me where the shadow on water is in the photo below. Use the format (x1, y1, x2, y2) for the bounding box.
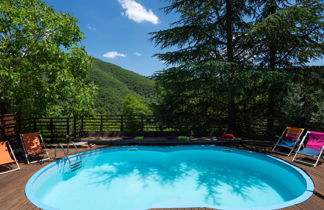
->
(83, 149, 274, 207)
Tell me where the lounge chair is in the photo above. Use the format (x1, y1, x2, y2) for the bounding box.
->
(0, 141, 20, 174)
(272, 126, 304, 156)
(20, 132, 50, 164)
(293, 131, 324, 167)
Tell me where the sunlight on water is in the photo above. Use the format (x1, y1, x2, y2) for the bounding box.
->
(31, 146, 307, 210)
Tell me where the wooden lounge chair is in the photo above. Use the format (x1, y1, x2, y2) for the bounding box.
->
(293, 131, 324, 167)
(0, 141, 20, 174)
(20, 132, 50, 164)
(272, 126, 304, 156)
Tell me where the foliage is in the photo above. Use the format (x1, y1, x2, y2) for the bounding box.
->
(244, 0, 323, 134)
(247, 0, 324, 68)
(122, 94, 152, 115)
(280, 66, 324, 128)
(0, 0, 97, 117)
(88, 58, 155, 114)
(153, 61, 285, 135)
(150, 0, 253, 65)
(150, 0, 256, 130)
(122, 94, 152, 132)
(154, 62, 324, 136)
(150, 0, 323, 136)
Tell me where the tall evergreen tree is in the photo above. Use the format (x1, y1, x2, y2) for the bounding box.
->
(150, 0, 253, 64)
(247, 0, 323, 134)
(248, 0, 323, 68)
(150, 0, 252, 130)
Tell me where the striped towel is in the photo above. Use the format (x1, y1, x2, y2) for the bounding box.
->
(284, 127, 302, 141)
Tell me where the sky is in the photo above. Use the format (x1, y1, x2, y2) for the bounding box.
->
(45, 0, 176, 76)
(45, 0, 323, 76)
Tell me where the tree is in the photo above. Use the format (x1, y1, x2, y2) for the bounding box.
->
(153, 61, 282, 136)
(0, 0, 97, 117)
(122, 94, 151, 115)
(150, 0, 252, 65)
(150, 0, 253, 130)
(280, 67, 324, 129)
(247, 0, 323, 134)
(153, 61, 235, 134)
(150, 0, 323, 137)
(122, 94, 151, 132)
(248, 0, 323, 69)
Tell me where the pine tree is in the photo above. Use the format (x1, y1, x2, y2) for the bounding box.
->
(150, 0, 252, 130)
(247, 0, 323, 134)
(248, 0, 323, 68)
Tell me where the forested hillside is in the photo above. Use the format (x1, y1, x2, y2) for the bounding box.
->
(88, 58, 155, 114)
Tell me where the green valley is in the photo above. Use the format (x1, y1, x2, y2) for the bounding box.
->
(88, 58, 155, 114)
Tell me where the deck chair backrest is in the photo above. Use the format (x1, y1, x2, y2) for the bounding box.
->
(0, 141, 14, 165)
(306, 131, 324, 150)
(284, 127, 303, 141)
(21, 133, 45, 154)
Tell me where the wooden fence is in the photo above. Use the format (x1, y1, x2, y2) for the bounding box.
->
(0, 113, 16, 137)
(1, 113, 323, 145)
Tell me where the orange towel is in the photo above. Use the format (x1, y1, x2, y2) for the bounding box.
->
(0, 142, 14, 165)
(21, 133, 45, 154)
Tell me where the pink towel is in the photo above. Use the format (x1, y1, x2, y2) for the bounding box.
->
(306, 131, 324, 150)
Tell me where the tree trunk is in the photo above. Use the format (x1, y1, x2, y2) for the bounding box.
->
(226, 0, 234, 62)
(225, 0, 236, 131)
(267, 54, 275, 137)
(0, 102, 11, 115)
(266, 0, 277, 137)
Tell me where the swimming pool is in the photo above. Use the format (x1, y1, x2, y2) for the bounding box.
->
(25, 146, 314, 210)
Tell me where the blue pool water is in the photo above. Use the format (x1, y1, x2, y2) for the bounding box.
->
(25, 146, 313, 210)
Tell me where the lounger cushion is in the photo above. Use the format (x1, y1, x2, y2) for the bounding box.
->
(177, 136, 189, 140)
(122, 136, 133, 140)
(134, 136, 144, 140)
(297, 147, 321, 157)
(277, 140, 295, 147)
(220, 134, 235, 139)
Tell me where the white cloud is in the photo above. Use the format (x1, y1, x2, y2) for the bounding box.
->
(87, 25, 96, 31)
(118, 0, 159, 24)
(102, 51, 126, 59)
(134, 52, 142, 56)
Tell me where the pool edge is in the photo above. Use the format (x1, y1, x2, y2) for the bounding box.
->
(24, 145, 315, 210)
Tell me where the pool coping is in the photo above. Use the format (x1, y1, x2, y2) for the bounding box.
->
(25, 145, 315, 210)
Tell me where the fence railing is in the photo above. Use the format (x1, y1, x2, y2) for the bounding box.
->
(0, 113, 17, 138)
(1, 113, 324, 145)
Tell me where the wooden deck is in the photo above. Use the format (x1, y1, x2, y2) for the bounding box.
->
(0, 141, 323, 210)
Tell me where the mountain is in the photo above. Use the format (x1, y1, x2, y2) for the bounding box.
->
(88, 58, 155, 114)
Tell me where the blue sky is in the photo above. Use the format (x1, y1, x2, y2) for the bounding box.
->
(45, 0, 175, 76)
(45, 0, 323, 76)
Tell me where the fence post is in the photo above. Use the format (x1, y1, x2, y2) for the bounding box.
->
(33, 118, 37, 132)
(16, 113, 21, 134)
(50, 118, 54, 142)
(66, 118, 70, 136)
(0, 115, 5, 139)
(80, 117, 84, 135)
(73, 116, 77, 138)
(100, 115, 103, 132)
(141, 115, 144, 132)
(120, 115, 124, 132)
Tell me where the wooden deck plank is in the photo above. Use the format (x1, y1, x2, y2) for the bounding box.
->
(0, 142, 323, 210)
